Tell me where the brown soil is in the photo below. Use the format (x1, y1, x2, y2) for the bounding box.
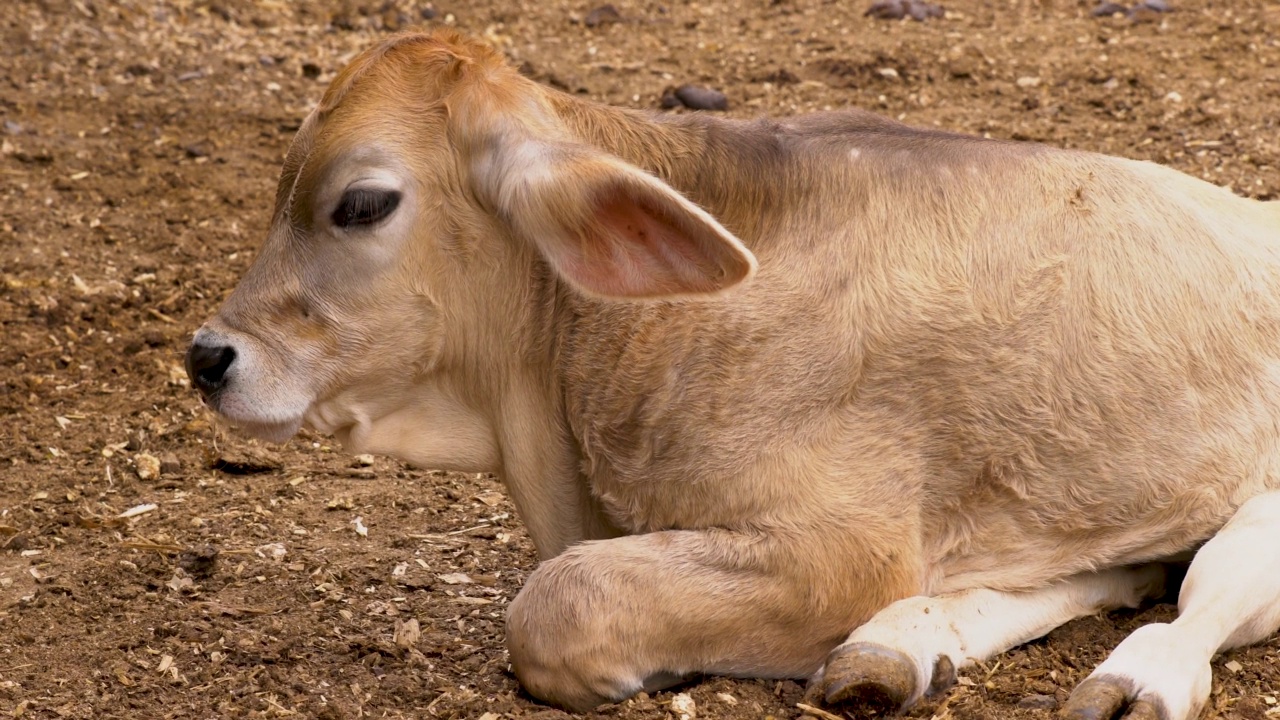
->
(2, 0, 1278, 718)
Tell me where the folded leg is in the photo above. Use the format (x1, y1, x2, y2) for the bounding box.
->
(505, 524, 920, 712)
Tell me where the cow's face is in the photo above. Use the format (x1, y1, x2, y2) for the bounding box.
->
(185, 32, 755, 470)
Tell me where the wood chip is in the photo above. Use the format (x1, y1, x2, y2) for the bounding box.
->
(393, 618, 421, 648)
(795, 703, 843, 720)
(118, 503, 158, 519)
(474, 492, 503, 507)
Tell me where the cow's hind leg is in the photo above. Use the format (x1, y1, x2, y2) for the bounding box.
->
(814, 565, 1167, 714)
(505, 527, 918, 712)
(1063, 490, 1280, 720)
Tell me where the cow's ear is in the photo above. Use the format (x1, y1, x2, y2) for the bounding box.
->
(476, 139, 757, 300)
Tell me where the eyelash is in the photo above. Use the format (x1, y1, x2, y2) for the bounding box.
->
(331, 189, 401, 229)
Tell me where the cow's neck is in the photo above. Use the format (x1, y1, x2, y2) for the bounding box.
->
(545, 93, 791, 249)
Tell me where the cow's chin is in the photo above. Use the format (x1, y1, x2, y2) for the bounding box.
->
(233, 416, 305, 443)
(208, 387, 310, 444)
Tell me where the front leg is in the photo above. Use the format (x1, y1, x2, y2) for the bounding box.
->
(506, 525, 921, 711)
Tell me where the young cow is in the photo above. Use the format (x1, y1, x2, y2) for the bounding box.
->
(185, 30, 1280, 719)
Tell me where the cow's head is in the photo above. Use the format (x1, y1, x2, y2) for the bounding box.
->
(184, 31, 755, 470)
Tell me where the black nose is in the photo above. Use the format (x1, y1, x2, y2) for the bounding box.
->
(185, 342, 236, 397)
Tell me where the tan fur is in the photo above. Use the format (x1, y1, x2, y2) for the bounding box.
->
(191, 30, 1280, 712)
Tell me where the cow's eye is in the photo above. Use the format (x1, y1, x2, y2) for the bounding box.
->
(332, 189, 401, 229)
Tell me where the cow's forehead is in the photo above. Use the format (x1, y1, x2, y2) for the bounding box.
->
(273, 110, 321, 227)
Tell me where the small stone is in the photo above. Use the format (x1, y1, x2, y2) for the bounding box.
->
(1127, 5, 1161, 23)
(158, 452, 181, 476)
(1139, 0, 1171, 11)
(672, 84, 728, 111)
(2, 120, 22, 135)
(583, 4, 621, 28)
(178, 546, 219, 577)
(184, 143, 208, 158)
(1164, 90, 1183, 103)
(1091, 2, 1128, 16)
(354, 453, 375, 467)
(906, 0, 944, 20)
(670, 692, 696, 720)
(865, 0, 907, 19)
(1016, 76, 1041, 88)
(255, 542, 287, 560)
(866, 0, 943, 21)
(135, 453, 161, 481)
(1017, 694, 1058, 710)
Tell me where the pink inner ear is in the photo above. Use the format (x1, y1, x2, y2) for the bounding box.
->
(574, 190, 727, 297)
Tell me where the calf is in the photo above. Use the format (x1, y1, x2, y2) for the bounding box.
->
(185, 30, 1280, 719)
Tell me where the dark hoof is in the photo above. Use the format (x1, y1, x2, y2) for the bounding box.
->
(822, 643, 918, 715)
(1062, 677, 1166, 720)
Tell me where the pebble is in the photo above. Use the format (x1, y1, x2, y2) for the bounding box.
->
(1090, 1, 1169, 17)
(2, 120, 22, 135)
(178, 546, 219, 577)
(1017, 694, 1058, 710)
(865, 0, 944, 21)
(583, 4, 621, 28)
(158, 452, 181, 476)
(1090, 2, 1125, 16)
(665, 84, 729, 111)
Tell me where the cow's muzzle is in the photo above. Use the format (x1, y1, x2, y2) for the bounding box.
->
(185, 340, 237, 397)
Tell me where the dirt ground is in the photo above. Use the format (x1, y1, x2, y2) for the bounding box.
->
(1, 0, 1279, 718)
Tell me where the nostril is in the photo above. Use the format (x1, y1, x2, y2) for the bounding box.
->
(185, 342, 237, 396)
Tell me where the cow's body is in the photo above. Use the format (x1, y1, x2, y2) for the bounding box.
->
(186, 31, 1280, 720)
(556, 110, 1280, 590)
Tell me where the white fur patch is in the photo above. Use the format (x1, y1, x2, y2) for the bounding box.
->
(1072, 490, 1280, 720)
(828, 565, 1165, 705)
